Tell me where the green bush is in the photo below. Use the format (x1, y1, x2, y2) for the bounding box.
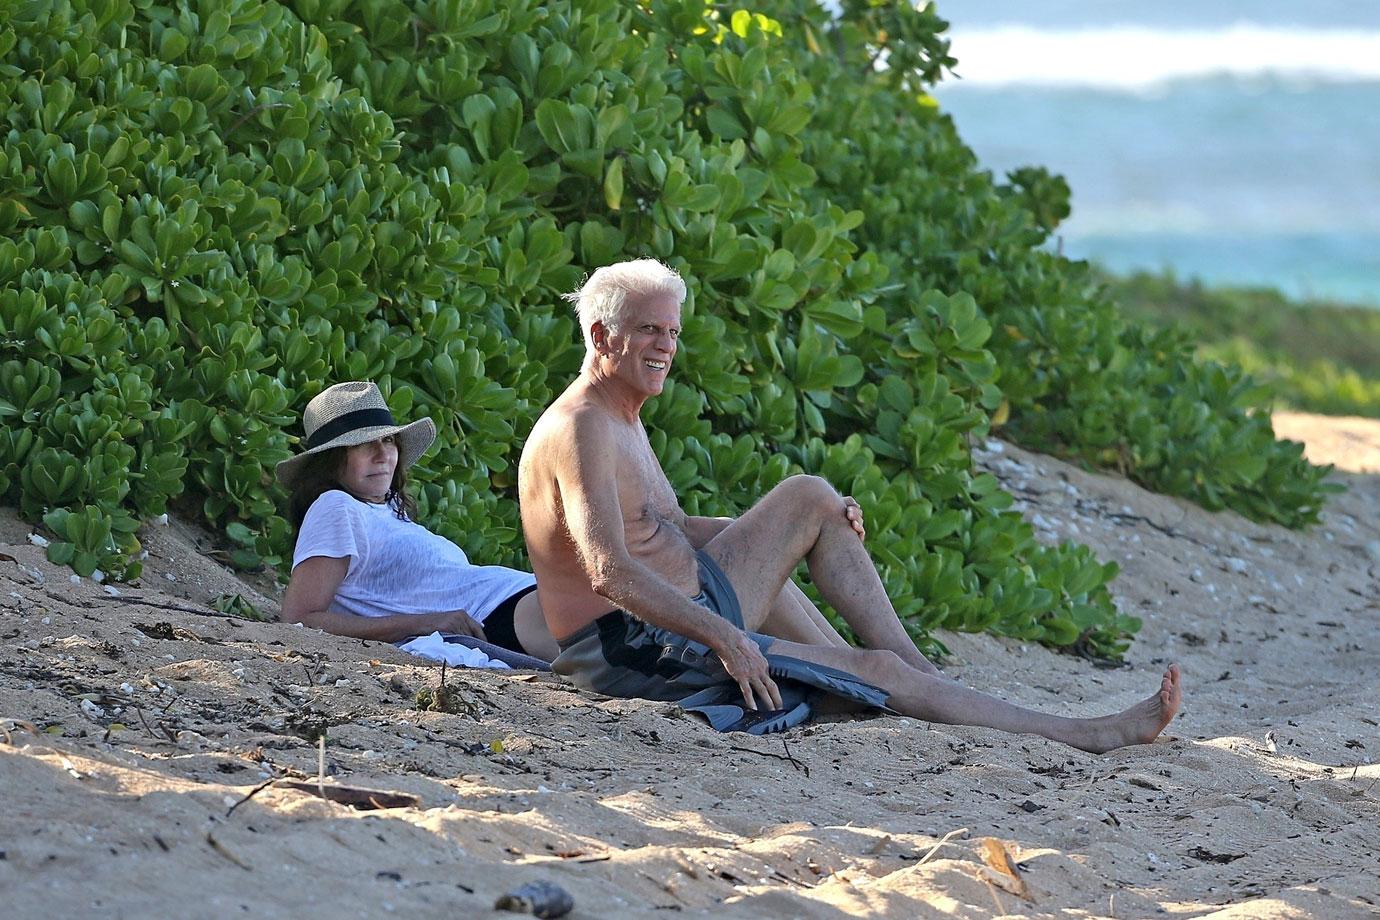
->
(1, 0, 1333, 658)
(1109, 270, 1380, 419)
(776, 1, 1335, 526)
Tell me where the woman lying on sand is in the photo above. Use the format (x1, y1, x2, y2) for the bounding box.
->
(276, 381, 560, 661)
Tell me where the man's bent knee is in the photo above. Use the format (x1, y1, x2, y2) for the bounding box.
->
(775, 474, 841, 513)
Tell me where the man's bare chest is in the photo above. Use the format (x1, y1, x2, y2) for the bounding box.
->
(617, 437, 681, 529)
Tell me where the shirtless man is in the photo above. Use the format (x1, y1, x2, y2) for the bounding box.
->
(519, 259, 1182, 753)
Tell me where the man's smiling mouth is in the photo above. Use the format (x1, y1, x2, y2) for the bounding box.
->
(645, 360, 667, 370)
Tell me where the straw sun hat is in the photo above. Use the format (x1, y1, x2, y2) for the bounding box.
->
(275, 381, 436, 488)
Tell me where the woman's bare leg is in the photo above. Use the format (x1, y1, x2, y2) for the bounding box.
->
(513, 592, 560, 661)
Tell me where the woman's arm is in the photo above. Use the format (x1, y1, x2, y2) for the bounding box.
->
(281, 555, 486, 642)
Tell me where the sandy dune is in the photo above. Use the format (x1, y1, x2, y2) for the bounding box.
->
(2, 410, 1377, 919)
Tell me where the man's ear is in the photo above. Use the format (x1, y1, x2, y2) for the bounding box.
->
(591, 320, 611, 355)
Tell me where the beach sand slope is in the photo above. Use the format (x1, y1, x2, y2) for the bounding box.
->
(1, 411, 1377, 919)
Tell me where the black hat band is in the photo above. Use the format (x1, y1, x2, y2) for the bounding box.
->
(304, 407, 397, 450)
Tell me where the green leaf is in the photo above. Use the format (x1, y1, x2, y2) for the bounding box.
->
(47, 541, 75, 566)
(603, 156, 625, 211)
(535, 99, 578, 154)
(705, 106, 746, 141)
(561, 148, 604, 180)
(462, 93, 497, 158)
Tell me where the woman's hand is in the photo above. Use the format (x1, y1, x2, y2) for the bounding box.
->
(429, 609, 486, 640)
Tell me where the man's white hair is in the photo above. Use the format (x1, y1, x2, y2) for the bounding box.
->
(564, 259, 687, 369)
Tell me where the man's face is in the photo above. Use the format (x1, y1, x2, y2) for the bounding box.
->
(601, 295, 681, 396)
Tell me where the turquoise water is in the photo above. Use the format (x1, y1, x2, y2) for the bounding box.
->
(1071, 232, 1380, 305)
(937, 79, 1380, 305)
(930, 3, 1380, 306)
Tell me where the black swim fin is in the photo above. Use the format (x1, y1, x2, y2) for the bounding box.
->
(678, 683, 813, 735)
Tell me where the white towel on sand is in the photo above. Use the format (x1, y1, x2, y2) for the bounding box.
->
(396, 631, 512, 670)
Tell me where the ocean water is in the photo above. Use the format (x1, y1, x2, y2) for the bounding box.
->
(929, 3, 1380, 305)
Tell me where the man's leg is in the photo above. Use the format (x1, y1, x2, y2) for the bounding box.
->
(759, 580, 852, 648)
(764, 638, 1183, 753)
(704, 475, 938, 673)
(692, 513, 852, 650)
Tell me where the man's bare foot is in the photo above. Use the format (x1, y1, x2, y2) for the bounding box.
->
(1077, 664, 1183, 754)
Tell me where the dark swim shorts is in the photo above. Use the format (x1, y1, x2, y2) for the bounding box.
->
(551, 551, 891, 730)
(551, 551, 768, 701)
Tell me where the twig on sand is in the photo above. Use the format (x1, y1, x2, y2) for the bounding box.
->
(915, 827, 969, 866)
(133, 706, 160, 740)
(780, 738, 807, 775)
(726, 741, 810, 775)
(770, 867, 809, 888)
(276, 780, 420, 810)
(205, 832, 251, 870)
(292, 734, 423, 809)
(99, 595, 217, 618)
(981, 874, 1006, 915)
(131, 705, 180, 743)
(224, 777, 276, 818)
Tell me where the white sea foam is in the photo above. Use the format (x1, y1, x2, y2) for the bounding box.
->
(945, 24, 1380, 90)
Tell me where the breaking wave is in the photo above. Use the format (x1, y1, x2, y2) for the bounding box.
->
(945, 24, 1380, 91)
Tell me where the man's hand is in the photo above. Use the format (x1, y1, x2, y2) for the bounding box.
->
(843, 496, 865, 540)
(710, 621, 783, 711)
(429, 609, 486, 640)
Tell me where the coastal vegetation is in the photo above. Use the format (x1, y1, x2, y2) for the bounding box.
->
(1108, 271, 1380, 419)
(0, 0, 1338, 657)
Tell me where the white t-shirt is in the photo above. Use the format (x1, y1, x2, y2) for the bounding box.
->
(292, 490, 534, 622)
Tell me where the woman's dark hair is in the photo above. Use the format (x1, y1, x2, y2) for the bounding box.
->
(286, 446, 419, 548)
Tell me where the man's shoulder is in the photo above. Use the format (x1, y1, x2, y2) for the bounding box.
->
(530, 386, 615, 446)
(521, 385, 622, 504)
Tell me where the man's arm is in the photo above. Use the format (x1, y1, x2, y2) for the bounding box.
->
(555, 413, 782, 710)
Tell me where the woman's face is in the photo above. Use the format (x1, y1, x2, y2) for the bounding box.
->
(338, 436, 398, 503)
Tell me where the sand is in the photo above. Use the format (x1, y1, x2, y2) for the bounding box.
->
(2, 410, 1378, 919)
